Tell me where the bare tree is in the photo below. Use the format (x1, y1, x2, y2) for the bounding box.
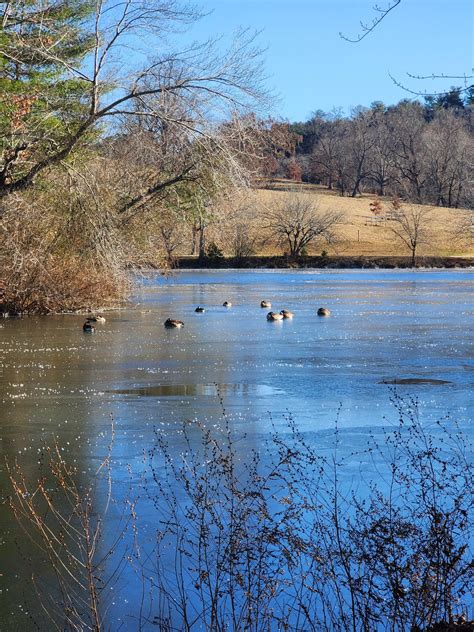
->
(424, 109, 473, 208)
(231, 223, 257, 259)
(367, 105, 397, 196)
(451, 211, 474, 251)
(227, 196, 260, 259)
(5, 431, 138, 632)
(386, 198, 432, 265)
(346, 107, 376, 197)
(311, 113, 345, 191)
(301, 100, 473, 207)
(389, 102, 428, 202)
(158, 203, 188, 266)
(264, 193, 343, 258)
(318, 118, 353, 197)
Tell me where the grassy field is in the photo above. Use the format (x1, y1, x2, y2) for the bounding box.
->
(255, 180, 473, 258)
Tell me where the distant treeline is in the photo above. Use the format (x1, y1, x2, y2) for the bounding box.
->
(276, 89, 473, 208)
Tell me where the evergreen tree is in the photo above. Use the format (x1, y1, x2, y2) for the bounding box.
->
(0, 1, 94, 190)
(464, 85, 474, 107)
(424, 87, 466, 121)
(435, 87, 465, 111)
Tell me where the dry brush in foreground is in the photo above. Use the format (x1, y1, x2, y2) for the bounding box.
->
(7, 395, 474, 631)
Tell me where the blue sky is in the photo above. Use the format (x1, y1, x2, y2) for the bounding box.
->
(186, 0, 473, 120)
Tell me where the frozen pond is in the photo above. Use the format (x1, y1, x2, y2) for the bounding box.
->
(1, 269, 473, 628)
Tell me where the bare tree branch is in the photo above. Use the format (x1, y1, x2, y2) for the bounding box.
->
(340, 0, 401, 43)
(389, 72, 473, 98)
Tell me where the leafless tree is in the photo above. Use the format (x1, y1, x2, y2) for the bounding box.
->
(226, 195, 261, 259)
(6, 429, 140, 632)
(305, 100, 473, 208)
(346, 108, 377, 197)
(386, 198, 432, 265)
(389, 102, 429, 202)
(264, 193, 343, 258)
(367, 105, 397, 196)
(311, 114, 345, 191)
(317, 119, 353, 197)
(451, 211, 474, 251)
(155, 199, 189, 266)
(424, 109, 473, 208)
(231, 223, 257, 259)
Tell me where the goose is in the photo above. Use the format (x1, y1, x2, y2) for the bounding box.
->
(223, 301, 232, 308)
(267, 311, 283, 321)
(83, 321, 96, 333)
(87, 314, 106, 323)
(260, 300, 271, 308)
(280, 309, 294, 319)
(164, 318, 184, 328)
(317, 307, 331, 317)
(195, 306, 205, 313)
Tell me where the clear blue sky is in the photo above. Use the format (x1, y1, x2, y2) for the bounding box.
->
(186, 0, 473, 120)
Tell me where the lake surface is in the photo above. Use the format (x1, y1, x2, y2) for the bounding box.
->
(1, 269, 473, 629)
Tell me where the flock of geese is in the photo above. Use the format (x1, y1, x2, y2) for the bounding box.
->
(83, 302, 331, 332)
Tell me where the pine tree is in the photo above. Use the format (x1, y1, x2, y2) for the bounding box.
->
(0, 1, 94, 191)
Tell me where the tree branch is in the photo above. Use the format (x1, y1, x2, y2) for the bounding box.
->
(340, 0, 401, 43)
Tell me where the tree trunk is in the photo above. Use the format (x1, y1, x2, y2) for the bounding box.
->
(191, 225, 198, 255)
(198, 224, 206, 260)
(338, 176, 345, 197)
(454, 182, 462, 209)
(351, 177, 362, 198)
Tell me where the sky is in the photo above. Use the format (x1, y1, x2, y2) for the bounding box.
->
(184, 0, 473, 121)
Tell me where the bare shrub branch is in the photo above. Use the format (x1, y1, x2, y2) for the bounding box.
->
(7, 396, 474, 630)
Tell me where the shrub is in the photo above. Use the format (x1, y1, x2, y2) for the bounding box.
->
(205, 241, 224, 261)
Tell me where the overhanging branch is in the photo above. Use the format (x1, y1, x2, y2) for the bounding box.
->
(340, 0, 401, 43)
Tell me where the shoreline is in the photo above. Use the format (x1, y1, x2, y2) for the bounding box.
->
(2, 257, 472, 316)
(175, 255, 474, 270)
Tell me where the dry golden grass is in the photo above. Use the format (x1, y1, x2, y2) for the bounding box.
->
(255, 180, 473, 258)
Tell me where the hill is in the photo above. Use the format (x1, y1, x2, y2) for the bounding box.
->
(255, 181, 473, 259)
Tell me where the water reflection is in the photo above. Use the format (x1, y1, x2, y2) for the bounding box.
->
(108, 382, 283, 397)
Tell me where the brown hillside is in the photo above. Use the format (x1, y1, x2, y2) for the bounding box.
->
(255, 180, 473, 258)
